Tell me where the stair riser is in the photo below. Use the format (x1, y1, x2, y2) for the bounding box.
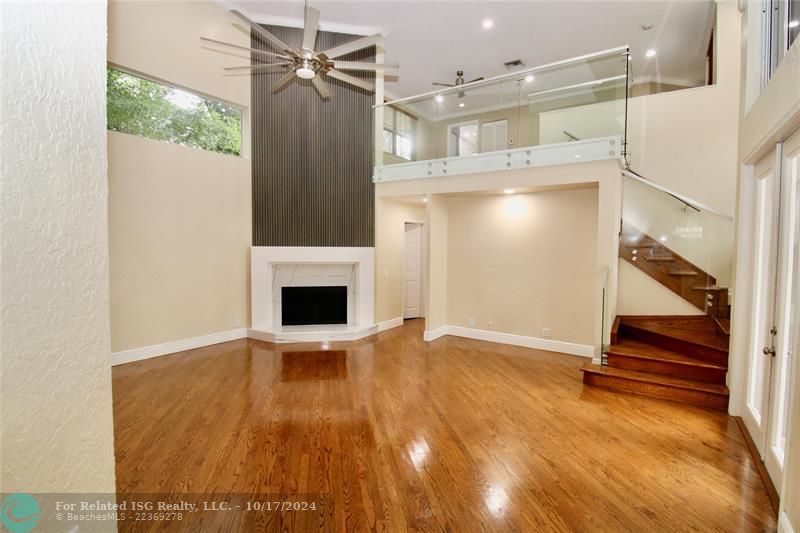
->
(620, 325, 729, 366)
(582, 372, 729, 410)
(606, 353, 727, 384)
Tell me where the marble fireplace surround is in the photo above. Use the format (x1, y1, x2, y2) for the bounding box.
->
(249, 247, 376, 342)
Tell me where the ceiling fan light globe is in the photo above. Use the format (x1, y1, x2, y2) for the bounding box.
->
(296, 67, 316, 79)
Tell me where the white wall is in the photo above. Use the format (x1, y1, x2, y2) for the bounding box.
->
(537, 1, 741, 218)
(617, 260, 705, 316)
(0, 0, 117, 493)
(444, 189, 599, 346)
(107, 0, 252, 353)
(626, 0, 741, 217)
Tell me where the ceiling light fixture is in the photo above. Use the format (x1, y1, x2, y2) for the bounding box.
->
(645, 49, 657, 58)
(482, 18, 494, 30)
(524, 74, 534, 83)
(789, 20, 799, 28)
(458, 102, 465, 108)
(503, 188, 515, 194)
(435, 94, 444, 103)
(296, 63, 316, 79)
(422, 197, 429, 203)
(641, 23, 653, 31)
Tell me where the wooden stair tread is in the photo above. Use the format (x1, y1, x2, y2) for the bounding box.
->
(645, 256, 675, 262)
(606, 340, 727, 370)
(620, 316, 729, 352)
(669, 270, 698, 276)
(580, 363, 729, 395)
(692, 286, 727, 291)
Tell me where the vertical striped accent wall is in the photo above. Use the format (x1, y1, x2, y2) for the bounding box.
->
(252, 26, 375, 247)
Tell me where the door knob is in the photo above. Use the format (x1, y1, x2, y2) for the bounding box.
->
(763, 346, 776, 357)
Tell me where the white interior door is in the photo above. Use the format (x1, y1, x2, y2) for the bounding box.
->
(404, 223, 424, 319)
(765, 128, 800, 490)
(481, 120, 508, 153)
(744, 151, 780, 452)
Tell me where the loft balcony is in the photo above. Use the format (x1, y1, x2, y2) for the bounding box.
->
(373, 46, 631, 183)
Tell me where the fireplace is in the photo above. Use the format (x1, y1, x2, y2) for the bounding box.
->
(250, 246, 375, 342)
(281, 286, 347, 326)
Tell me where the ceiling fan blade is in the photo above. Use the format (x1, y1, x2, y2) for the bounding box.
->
(333, 61, 399, 75)
(318, 34, 382, 59)
(200, 37, 293, 60)
(312, 76, 331, 99)
(432, 82, 454, 87)
(230, 9, 298, 57)
(326, 69, 375, 92)
(272, 70, 297, 92)
(301, 6, 320, 52)
(224, 62, 292, 72)
(467, 77, 485, 83)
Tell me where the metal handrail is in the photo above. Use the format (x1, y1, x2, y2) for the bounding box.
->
(622, 169, 734, 220)
(373, 45, 630, 108)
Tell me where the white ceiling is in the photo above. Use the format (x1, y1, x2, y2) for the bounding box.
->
(229, 0, 715, 99)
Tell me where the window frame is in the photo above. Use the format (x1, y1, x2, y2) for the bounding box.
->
(106, 64, 246, 158)
(761, 0, 799, 87)
(383, 105, 416, 161)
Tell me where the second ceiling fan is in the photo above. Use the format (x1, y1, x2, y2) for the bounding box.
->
(202, 1, 399, 99)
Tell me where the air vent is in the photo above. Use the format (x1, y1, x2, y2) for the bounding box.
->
(503, 59, 525, 70)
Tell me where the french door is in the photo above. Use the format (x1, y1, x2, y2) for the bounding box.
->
(744, 127, 800, 492)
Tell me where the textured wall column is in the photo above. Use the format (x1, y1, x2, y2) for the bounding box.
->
(0, 1, 117, 494)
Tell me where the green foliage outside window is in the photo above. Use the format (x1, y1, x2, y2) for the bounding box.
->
(107, 67, 241, 156)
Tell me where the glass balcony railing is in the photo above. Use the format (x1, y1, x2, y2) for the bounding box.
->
(374, 46, 630, 174)
(619, 172, 734, 320)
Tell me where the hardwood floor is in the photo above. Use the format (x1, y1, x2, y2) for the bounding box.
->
(112, 320, 776, 532)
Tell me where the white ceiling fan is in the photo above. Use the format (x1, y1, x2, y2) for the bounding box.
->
(201, 1, 399, 99)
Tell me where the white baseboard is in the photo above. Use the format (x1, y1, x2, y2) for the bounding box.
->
(426, 325, 594, 358)
(377, 317, 404, 332)
(423, 325, 449, 342)
(779, 512, 795, 533)
(112, 328, 248, 366)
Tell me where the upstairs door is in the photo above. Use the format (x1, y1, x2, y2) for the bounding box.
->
(404, 223, 424, 319)
(481, 120, 508, 153)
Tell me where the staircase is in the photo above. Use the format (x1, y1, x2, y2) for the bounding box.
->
(581, 221, 731, 409)
(581, 316, 729, 409)
(618, 222, 730, 319)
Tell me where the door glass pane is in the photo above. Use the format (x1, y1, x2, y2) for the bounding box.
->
(774, 158, 799, 464)
(789, 0, 799, 47)
(748, 175, 777, 422)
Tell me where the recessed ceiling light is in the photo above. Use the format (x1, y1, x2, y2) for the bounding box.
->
(645, 49, 657, 58)
(435, 94, 444, 103)
(660, 235, 668, 242)
(458, 102, 465, 108)
(482, 18, 494, 30)
(524, 74, 534, 83)
(503, 188, 515, 194)
(574, 154, 581, 159)
(790, 20, 799, 28)
(422, 197, 428, 203)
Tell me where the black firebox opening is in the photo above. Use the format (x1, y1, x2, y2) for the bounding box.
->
(281, 286, 347, 326)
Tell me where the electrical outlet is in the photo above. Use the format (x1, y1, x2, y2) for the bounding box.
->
(542, 328, 552, 338)
(487, 321, 493, 329)
(468, 318, 475, 327)
(234, 318, 241, 328)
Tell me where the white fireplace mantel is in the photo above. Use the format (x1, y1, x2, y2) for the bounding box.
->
(250, 246, 375, 342)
